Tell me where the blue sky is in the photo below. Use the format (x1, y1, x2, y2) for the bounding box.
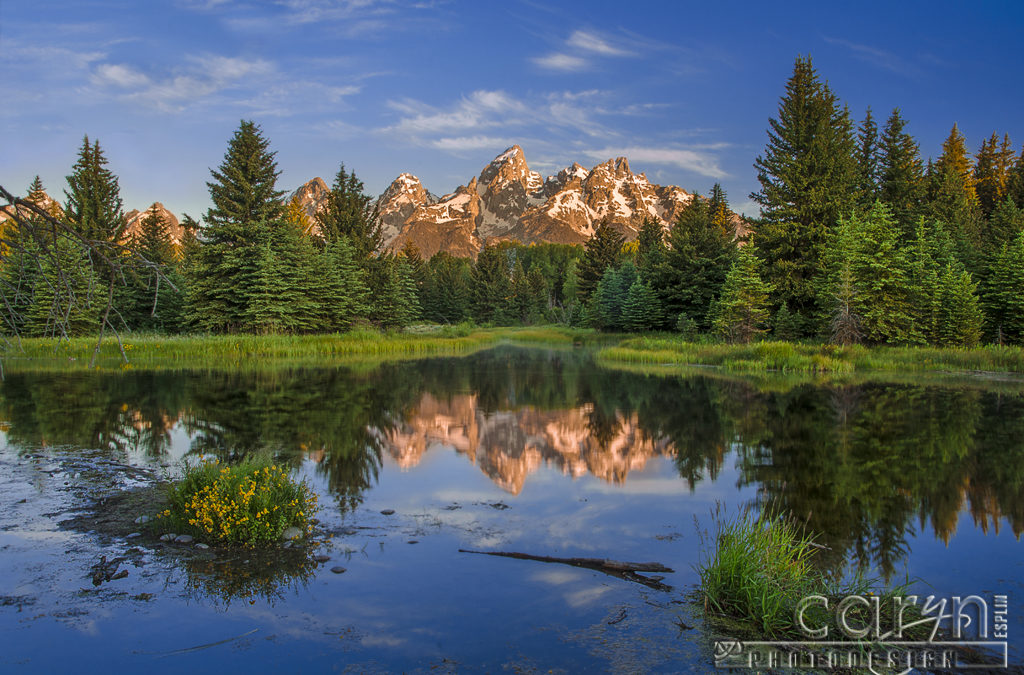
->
(2, 0, 1023, 220)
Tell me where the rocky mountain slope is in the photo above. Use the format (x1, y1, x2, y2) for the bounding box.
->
(366, 145, 743, 259)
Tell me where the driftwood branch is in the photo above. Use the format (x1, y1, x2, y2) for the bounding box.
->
(459, 549, 675, 591)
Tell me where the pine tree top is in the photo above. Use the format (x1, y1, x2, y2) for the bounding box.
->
(205, 120, 285, 230)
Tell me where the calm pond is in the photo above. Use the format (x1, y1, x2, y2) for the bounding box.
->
(0, 346, 1021, 672)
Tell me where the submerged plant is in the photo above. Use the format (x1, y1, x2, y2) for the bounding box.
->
(159, 459, 318, 546)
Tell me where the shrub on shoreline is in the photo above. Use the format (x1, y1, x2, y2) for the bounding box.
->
(158, 459, 317, 546)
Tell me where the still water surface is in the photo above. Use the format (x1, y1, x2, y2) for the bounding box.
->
(0, 346, 1021, 672)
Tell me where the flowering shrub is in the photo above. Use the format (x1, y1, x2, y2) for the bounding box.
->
(159, 460, 318, 546)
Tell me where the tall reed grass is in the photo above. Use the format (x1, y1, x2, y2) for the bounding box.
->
(601, 337, 1024, 375)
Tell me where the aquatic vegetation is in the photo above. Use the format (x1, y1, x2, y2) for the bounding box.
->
(601, 337, 1024, 375)
(697, 508, 828, 637)
(159, 460, 317, 546)
(696, 507, 921, 640)
(0, 326, 592, 372)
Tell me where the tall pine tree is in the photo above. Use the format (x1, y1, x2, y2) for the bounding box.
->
(750, 55, 858, 329)
(576, 220, 624, 301)
(187, 120, 316, 334)
(878, 108, 925, 239)
(653, 195, 735, 331)
(855, 107, 881, 206)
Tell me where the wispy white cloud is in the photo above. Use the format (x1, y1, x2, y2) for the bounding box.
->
(566, 30, 634, 57)
(533, 52, 589, 71)
(823, 36, 920, 77)
(582, 146, 728, 179)
(430, 135, 512, 151)
(533, 28, 641, 72)
(8, 44, 107, 70)
(381, 89, 650, 153)
(218, 0, 443, 37)
(90, 63, 151, 88)
(85, 55, 276, 112)
(385, 90, 526, 135)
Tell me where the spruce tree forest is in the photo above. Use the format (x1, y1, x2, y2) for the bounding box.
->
(4, 56, 1024, 348)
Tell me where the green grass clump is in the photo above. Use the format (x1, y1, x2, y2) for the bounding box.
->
(697, 508, 920, 641)
(157, 459, 318, 547)
(698, 509, 828, 637)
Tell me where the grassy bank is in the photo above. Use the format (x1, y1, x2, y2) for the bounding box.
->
(600, 336, 1024, 376)
(0, 325, 595, 372)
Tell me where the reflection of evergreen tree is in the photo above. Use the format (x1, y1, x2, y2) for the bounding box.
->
(2, 349, 1023, 573)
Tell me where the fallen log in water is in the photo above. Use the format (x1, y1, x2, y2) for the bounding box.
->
(458, 549, 675, 591)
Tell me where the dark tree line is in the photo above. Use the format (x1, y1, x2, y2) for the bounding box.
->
(3, 70, 1024, 345)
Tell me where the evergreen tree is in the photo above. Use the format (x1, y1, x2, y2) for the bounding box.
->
(878, 108, 925, 239)
(422, 252, 471, 324)
(844, 204, 920, 345)
(750, 55, 858, 327)
(244, 218, 317, 333)
(1, 178, 51, 334)
(127, 205, 182, 331)
(974, 133, 1015, 218)
(588, 266, 627, 331)
(318, 236, 369, 331)
(622, 278, 663, 332)
(285, 196, 316, 238)
(526, 265, 549, 323)
(772, 301, 802, 342)
(710, 243, 774, 343)
(510, 259, 531, 323)
(374, 255, 420, 329)
(980, 232, 1024, 343)
(318, 163, 381, 257)
(653, 196, 735, 331)
(708, 183, 733, 234)
(186, 120, 302, 333)
(398, 240, 429, 311)
(471, 243, 511, 324)
(635, 216, 665, 281)
(576, 220, 624, 301)
(903, 218, 948, 344)
(982, 198, 1024, 256)
(64, 136, 125, 245)
(855, 107, 881, 205)
(818, 217, 863, 345)
(937, 266, 984, 347)
(23, 236, 100, 337)
(929, 124, 981, 260)
(1008, 145, 1024, 207)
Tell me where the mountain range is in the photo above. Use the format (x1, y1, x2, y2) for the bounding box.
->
(3, 145, 746, 258)
(292, 145, 746, 258)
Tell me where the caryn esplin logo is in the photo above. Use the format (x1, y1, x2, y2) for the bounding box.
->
(714, 593, 1009, 673)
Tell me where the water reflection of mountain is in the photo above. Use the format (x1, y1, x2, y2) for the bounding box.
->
(382, 393, 670, 493)
(1, 347, 1022, 578)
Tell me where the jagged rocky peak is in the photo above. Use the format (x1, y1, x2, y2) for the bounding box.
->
(375, 173, 438, 243)
(377, 144, 742, 259)
(288, 176, 330, 223)
(544, 162, 590, 196)
(476, 145, 544, 237)
(124, 202, 184, 245)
